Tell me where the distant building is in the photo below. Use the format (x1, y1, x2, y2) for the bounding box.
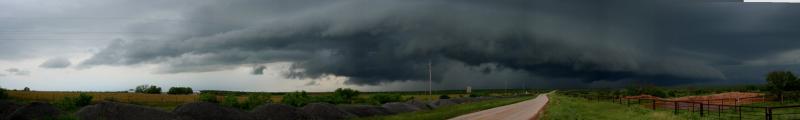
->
(466, 86, 472, 93)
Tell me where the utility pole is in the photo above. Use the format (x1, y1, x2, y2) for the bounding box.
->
(428, 60, 433, 100)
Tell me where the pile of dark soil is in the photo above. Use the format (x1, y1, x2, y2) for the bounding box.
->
(173, 102, 253, 120)
(300, 103, 356, 120)
(250, 104, 310, 120)
(76, 101, 177, 120)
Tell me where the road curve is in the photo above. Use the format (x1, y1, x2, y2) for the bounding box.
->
(449, 93, 550, 120)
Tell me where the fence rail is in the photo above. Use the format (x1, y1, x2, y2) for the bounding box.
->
(563, 93, 800, 120)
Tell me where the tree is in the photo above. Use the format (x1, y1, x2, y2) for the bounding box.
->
(766, 71, 799, 103)
(167, 87, 193, 95)
(333, 88, 360, 104)
(135, 85, 162, 94)
(22, 87, 30, 91)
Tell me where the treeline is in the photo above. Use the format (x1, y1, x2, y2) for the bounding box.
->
(167, 87, 193, 95)
(134, 85, 194, 95)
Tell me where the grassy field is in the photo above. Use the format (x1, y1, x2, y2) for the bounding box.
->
(541, 93, 688, 120)
(353, 95, 535, 120)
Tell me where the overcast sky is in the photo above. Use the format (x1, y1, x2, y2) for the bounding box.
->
(1, 0, 799, 92)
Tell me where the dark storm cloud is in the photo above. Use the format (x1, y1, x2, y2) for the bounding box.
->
(39, 57, 71, 69)
(251, 65, 267, 75)
(79, 0, 800, 86)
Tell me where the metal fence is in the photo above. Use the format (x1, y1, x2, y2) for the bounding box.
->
(564, 94, 800, 120)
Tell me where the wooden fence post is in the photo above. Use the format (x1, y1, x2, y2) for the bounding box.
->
(737, 106, 741, 120)
(652, 99, 656, 110)
(766, 107, 772, 120)
(700, 103, 704, 117)
(674, 102, 678, 114)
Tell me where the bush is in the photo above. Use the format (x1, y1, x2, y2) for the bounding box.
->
(469, 92, 488, 98)
(199, 93, 218, 103)
(221, 95, 240, 108)
(282, 91, 313, 107)
(241, 94, 272, 109)
(368, 94, 403, 104)
(54, 93, 93, 111)
(167, 87, 193, 95)
(439, 95, 450, 99)
(134, 85, 162, 94)
(0, 88, 8, 100)
(333, 88, 360, 103)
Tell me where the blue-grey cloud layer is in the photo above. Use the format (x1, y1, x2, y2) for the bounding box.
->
(77, 0, 800, 86)
(39, 57, 71, 69)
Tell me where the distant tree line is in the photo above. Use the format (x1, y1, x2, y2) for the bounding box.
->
(167, 87, 193, 95)
(134, 85, 162, 94)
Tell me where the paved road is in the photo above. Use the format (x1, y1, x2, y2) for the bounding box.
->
(450, 93, 550, 120)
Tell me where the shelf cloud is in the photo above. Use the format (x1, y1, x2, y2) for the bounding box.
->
(71, 0, 800, 86)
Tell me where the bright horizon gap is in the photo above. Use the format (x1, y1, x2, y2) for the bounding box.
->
(744, 0, 800, 2)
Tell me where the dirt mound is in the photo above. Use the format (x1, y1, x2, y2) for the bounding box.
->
(76, 101, 178, 120)
(0, 100, 21, 119)
(381, 102, 422, 113)
(450, 98, 476, 104)
(338, 104, 391, 117)
(405, 100, 431, 110)
(250, 104, 310, 120)
(300, 103, 356, 120)
(173, 102, 253, 120)
(6, 102, 61, 120)
(427, 99, 456, 109)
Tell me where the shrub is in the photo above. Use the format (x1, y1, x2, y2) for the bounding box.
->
(199, 93, 219, 103)
(282, 91, 313, 107)
(369, 94, 403, 104)
(241, 94, 272, 109)
(439, 95, 450, 99)
(134, 85, 162, 94)
(167, 87, 193, 95)
(333, 88, 360, 103)
(54, 93, 93, 111)
(469, 92, 488, 98)
(221, 95, 240, 108)
(0, 88, 7, 100)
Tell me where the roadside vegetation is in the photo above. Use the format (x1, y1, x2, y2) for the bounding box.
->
(354, 95, 535, 120)
(541, 93, 687, 120)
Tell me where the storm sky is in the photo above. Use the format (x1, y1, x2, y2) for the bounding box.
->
(1, 0, 799, 92)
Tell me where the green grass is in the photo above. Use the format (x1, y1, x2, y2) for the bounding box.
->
(541, 93, 688, 120)
(353, 96, 535, 120)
